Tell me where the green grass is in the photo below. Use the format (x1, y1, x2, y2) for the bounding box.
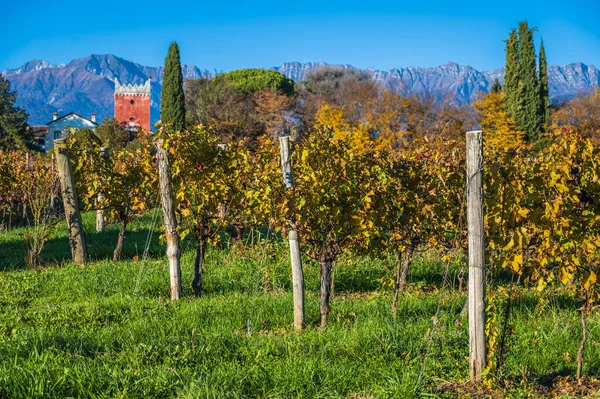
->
(0, 212, 599, 398)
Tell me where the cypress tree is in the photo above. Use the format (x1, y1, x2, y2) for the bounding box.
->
(160, 42, 186, 131)
(490, 79, 502, 94)
(539, 40, 550, 130)
(504, 29, 519, 118)
(517, 21, 541, 141)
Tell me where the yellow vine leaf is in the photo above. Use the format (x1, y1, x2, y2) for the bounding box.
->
(559, 268, 573, 285)
(503, 238, 515, 251)
(583, 271, 597, 290)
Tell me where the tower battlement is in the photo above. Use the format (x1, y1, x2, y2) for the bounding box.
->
(114, 78, 151, 96)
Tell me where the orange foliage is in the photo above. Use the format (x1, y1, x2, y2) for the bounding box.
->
(553, 88, 600, 143)
(473, 92, 525, 152)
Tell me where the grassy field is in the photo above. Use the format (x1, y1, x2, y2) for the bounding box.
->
(0, 211, 599, 398)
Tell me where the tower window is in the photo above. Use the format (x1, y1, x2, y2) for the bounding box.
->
(129, 117, 135, 121)
(130, 100, 135, 105)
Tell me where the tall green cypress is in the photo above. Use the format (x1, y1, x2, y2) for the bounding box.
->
(504, 28, 520, 118)
(517, 21, 541, 141)
(160, 42, 186, 131)
(539, 40, 550, 130)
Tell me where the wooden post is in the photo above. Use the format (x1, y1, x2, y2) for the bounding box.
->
(96, 147, 107, 233)
(23, 152, 30, 224)
(279, 136, 305, 331)
(466, 130, 486, 381)
(50, 153, 56, 211)
(156, 139, 182, 301)
(54, 140, 88, 264)
(217, 143, 227, 219)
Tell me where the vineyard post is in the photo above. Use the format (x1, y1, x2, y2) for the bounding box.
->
(96, 147, 107, 233)
(54, 140, 88, 264)
(279, 135, 305, 331)
(50, 153, 55, 210)
(217, 143, 227, 219)
(156, 139, 182, 301)
(23, 152, 30, 224)
(466, 130, 486, 381)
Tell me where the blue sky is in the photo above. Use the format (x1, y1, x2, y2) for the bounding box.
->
(1, 0, 598, 72)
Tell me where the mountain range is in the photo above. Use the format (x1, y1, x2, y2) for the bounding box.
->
(2, 54, 599, 125)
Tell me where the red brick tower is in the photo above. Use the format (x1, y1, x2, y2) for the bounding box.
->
(114, 79, 151, 131)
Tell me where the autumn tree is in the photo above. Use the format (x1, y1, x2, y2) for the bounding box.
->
(185, 73, 295, 144)
(185, 77, 261, 143)
(360, 90, 474, 147)
(474, 92, 525, 152)
(297, 66, 378, 127)
(553, 89, 600, 143)
(254, 89, 295, 138)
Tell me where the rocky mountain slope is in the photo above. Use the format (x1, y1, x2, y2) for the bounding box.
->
(3, 54, 598, 125)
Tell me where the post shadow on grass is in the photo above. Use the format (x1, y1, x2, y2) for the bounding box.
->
(0, 224, 164, 270)
(501, 291, 580, 311)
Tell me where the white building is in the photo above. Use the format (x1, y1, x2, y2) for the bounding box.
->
(42, 112, 98, 152)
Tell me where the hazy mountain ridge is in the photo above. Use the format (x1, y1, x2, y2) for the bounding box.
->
(3, 54, 599, 125)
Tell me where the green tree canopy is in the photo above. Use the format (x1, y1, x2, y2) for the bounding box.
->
(539, 40, 550, 129)
(0, 75, 35, 151)
(503, 21, 549, 142)
(517, 21, 542, 141)
(94, 117, 130, 151)
(160, 42, 186, 131)
(504, 28, 519, 118)
(222, 69, 294, 96)
(491, 79, 502, 94)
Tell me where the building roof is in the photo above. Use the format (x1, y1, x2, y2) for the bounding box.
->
(46, 112, 99, 127)
(27, 126, 49, 138)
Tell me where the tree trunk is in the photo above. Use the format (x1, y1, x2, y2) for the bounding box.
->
(577, 291, 588, 379)
(392, 244, 416, 318)
(330, 260, 337, 300)
(399, 245, 414, 291)
(192, 238, 206, 297)
(229, 225, 244, 246)
(319, 247, 335, 327)
(22, 203, 28, 226)
(1, 208, 6, 231)
(113, 217, 127, 262)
